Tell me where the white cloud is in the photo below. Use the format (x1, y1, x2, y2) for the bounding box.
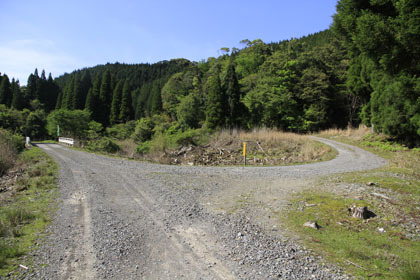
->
(0, 39, 83, 84)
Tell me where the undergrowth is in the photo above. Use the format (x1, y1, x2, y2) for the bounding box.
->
(0, 147, 57, 276)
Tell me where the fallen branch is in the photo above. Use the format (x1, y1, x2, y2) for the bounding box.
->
(345, 259, 367, 270)
(256, 141, 268, 156)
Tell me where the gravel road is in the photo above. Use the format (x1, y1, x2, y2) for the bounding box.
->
(19, 137, 386, 279)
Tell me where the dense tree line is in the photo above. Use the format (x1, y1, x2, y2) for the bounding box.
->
(1, 0, 419, 145)
(333, 0, 420, 145)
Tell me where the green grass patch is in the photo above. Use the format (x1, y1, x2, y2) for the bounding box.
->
(0, 147, 57, 276)
(286, 131, 420, 279)
(286, 191, 420, 279)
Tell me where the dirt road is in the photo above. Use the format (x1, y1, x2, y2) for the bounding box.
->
(21, 138, 385, 279)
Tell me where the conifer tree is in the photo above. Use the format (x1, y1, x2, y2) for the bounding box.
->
(85, 76, 101, 122)
(81, 70, 92, 105)
(45, 73, 60, 112)
(110, 80, 123, 125)
(25, 72, 38, 106)
(99, 70, 112, 125)
(205, 73, 224, 129)
(149, 81, 162, 115)
(61, 76, 75, 109)
(55, 90, 63, 109)
(223, 62, 242, 128)
(72, 76, 85, 110)
(11, 79, 24, 110)
(0, 75, 12, 107)
(119, 80, 134, 122)
(134, 87, 148, 119)
(41, 69, 46, 80)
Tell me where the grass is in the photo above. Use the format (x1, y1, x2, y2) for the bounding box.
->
(0, 147, 57, 277)
(284, 126, 420, 279)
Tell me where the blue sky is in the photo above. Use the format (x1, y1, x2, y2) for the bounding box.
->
(0, 0, 338, 84)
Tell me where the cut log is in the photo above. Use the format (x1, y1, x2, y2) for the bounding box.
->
(303, 221, 320, 230)
(348, 205, 376, 219)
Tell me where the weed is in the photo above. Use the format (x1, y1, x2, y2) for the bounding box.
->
(0, 147, 57, 276)
(286, 191, 420, 279)
(86, 138, 120, 153)
(285, 128, 420, 279)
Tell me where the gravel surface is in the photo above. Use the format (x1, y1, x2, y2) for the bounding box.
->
(15, 137, 385, 279)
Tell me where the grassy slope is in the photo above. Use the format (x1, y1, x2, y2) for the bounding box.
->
(285, 128, 420, 279)
(0, 147, 57, 277)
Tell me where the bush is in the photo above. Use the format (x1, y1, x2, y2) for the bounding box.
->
(106, 121, 136, 140)
(87, 121, 103, 139)
(132, 118, 154, 142)
(0, 130, 24, 176)
(135, 141, 150, 154)
(46, 109, 91, 138)
(85, 138, 120, 154)
(171, 128, 206, 146)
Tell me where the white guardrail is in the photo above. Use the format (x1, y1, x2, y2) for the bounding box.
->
(58, 137, 75, 146)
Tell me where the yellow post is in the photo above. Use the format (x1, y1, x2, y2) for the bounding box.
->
(243, 142, 247, 165)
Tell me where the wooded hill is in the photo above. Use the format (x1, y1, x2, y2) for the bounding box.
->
(1, 0, 419, 146)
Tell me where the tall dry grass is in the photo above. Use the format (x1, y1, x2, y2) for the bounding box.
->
(0, 137, 17, 176)
(218, 128, 308, 144)
(318, 125, 371, 140)
(217, 128, 333, 163)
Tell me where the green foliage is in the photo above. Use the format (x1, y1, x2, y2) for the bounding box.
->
(119, 80, 134, 122)
(176, 93, 202, 129)
(98, 70, 112, 126)
(205, 72, 225, 129)
(161, 71, 194, 120)
(132, 117, 154, 142)
(46, 109, 91, 138)
(244, 58, 300, 130)
(287, 191, 420, 279)
(0, 147, 57, 275)
(333, 0, 420, 144)
(135, 141, 150, 154)
(85, 76, 101, 122)
(0, 75, 12, 107)
(370, 74, 420, 145)
(0, 130, 24, 176)
(171, 128, 203, 146)
(110, 81, 123, 125)
(0, 105, 28, 134)
(10, 80, 24, 111)
(106, 121, 136, 140)
(85, 137, 120, 153)
(87, 121, 103, 139)
(223, 62, 243, 128)
(23, 110, 47, 139)
(235, 39, 271, 78)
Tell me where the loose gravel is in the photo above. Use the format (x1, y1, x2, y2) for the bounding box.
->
(14, 137, 385, 279)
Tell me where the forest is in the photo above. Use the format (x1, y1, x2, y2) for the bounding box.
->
(1, 0, 419, 146)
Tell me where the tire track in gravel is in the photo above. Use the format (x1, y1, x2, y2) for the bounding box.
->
(25, 138, 386, 280)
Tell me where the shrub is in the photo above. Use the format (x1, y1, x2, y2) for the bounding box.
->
(85, 138, 120, 153)
(46, 109, 91, 138)
(132, 118, 154, 142)
(106, 121, 136, 140)
(0, 130, 24, 175)
(135, 141, 150, 154)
